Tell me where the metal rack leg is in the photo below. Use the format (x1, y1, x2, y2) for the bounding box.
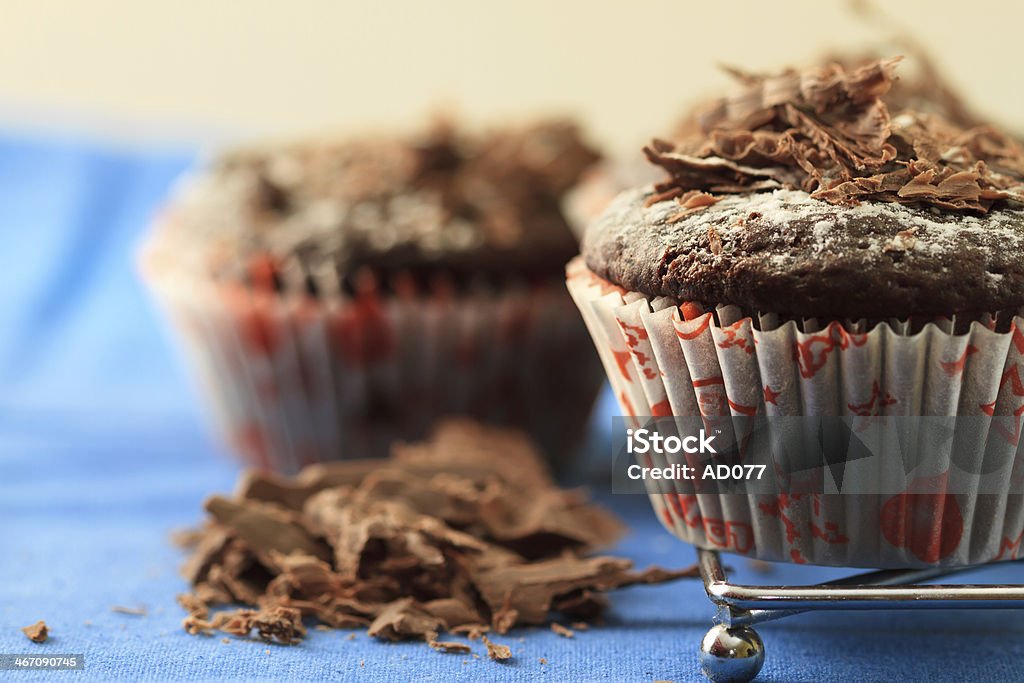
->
(698, 549, 766, 683)
(694, 548, 1024, 682)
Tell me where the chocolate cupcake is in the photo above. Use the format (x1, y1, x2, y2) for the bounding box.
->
(569, 57, 1024, 567)
(142, 120, 604, 472)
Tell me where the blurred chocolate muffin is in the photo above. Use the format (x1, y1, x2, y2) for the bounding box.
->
(142, 120, 604, 472)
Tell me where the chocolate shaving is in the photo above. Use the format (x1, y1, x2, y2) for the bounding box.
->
(204, 496, 330, 562)
(706, 227, 723, 255)
(21, 621, 48, 643)
(111, 605, 147, 617)
(482, 635, 512, 661)
(170, 527, 205, 549)
(367, 599, 444, 641)
(474, 558, 697, 631)
(426, 631, 472, 654)
(176, 420, 695, 654)
(882, 227, 918, 254)
(178, 593, 210, 620)
(550, 622, 574, 638)
(184, 606, 305, 645)
(647, 58, 1024, 216)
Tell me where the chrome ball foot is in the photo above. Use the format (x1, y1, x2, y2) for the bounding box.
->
(699, 624, 765, 682)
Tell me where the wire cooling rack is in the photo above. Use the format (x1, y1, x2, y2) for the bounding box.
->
(695, 548, 1024, 682)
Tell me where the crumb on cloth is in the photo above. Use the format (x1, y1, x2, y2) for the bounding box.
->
(21, 621, 48, 643)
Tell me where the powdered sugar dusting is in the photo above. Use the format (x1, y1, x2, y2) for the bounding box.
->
(629, 187, 1024, 260)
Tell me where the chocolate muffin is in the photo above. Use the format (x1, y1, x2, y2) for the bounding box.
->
(582, 55, 1024, 329)
(569, 57, 1024, 567)
(582, 185, 1024, 321)
(142, 120, 604, 472)
(567, 44, 1019, 264)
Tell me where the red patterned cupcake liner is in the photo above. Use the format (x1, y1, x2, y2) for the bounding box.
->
(137, 244, 604, 473)
(568, 257, 1024, 568)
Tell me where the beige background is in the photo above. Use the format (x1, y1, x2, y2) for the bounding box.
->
(0, 0, 1020, 153)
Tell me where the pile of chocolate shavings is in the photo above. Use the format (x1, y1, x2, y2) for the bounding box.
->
(644, 57, 1024, 220)
(175, 419, 696, 657)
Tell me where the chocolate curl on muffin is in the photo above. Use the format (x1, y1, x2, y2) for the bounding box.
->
(192, 119, 602, 285)
(644, 58, 1024, 217)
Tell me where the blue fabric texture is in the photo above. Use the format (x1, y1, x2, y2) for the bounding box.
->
(1, 130, 1022, 682)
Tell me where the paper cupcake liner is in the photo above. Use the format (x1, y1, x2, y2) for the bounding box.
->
(567, 257, 1024, 567)
(138, 246, 603, 473)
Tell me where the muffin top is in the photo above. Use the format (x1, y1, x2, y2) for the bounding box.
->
(582, 58, 1024, 319)
(155, 120, 600, 284)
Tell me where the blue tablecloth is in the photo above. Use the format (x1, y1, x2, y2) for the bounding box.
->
(1, 130, 1023, 682)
